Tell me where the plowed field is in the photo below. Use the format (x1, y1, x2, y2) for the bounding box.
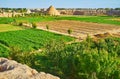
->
(37, 20, 120, 38)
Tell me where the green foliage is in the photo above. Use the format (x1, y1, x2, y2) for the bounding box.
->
(0, 29, 74, 57)
(0, 17, 14, 24)
(18, 22, 23, 26)
(0, 24, 23, 32)
(3, 36, 120, 79)
(0, 44, 9, 57)
(1, 15, 120, 79)
(8, 46, 36, 66)
(55, 16, 120, 26)
(0, 16, 56, 24)
(24, 13, 44, 17)
(0, 16, 120, 26)
(32, 22, 37, 29)
(34, 37, 120, 79)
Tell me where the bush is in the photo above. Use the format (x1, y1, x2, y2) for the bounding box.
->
(39, 37, 120, 79)
(4, 35, 120, 79)
(18, 22, 23, 26)
(32, 22, 37, 29)
(67, 28, 72, 35)
(46, 25, 49, 30)
(8, 46, 36, 66)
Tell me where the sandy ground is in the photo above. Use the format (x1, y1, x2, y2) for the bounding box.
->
(37, 20, 120, 39)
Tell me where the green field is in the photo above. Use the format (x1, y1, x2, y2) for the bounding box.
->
(0, 24, 23, 32)
(0, 16, 56, 24)
(0, 16, 120, 26)
(0, 29, 74, 57)
(57, 16, 120, 26)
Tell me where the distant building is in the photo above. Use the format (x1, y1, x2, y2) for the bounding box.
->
(107, 10, 120, 16)
(26, 9, 31, 14)
(0, 7, 120, 17)
(58, 8, 107, 16)
(46, 5, 60, 16)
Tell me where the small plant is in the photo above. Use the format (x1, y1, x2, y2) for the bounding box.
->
(32, 22, 37, 29)
(19, 22, 23, 26)
(46, 25, 49, 30)
(67, 28, 72, 35)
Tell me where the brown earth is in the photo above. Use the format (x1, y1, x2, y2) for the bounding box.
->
(37, 20, 120, 39)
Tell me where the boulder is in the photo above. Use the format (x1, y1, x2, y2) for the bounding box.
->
(0, 58, 60, 79)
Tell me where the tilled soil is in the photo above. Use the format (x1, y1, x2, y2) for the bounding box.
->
(37, 20, 120, 39)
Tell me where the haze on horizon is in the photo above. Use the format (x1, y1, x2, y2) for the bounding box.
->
(0, 0, 120, 8)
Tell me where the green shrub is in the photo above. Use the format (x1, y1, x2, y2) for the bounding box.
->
(18, 22, 23, 26)
(39, 37, 120, 79)
(32, 22, 37, 29)
(3, 36, 120, 79)
(8, 46, 36, 66)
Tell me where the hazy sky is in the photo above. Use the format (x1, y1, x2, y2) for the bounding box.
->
(0, 0, 120, 8)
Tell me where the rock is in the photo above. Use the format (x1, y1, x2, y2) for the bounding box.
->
(0, 58, 60, 79)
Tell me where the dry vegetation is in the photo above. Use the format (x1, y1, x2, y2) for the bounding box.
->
(109, 18, 120, 22)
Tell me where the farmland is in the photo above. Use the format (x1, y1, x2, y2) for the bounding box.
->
(0, 15, 120, 57)
(1, 16, 120, 39)
(1, 15, 120, 79)
(0, 16, 56, 24)
(0, 16, 120, 25)
(56, 16, 120, 26)
(37, 20, 120, 38)
(0, 29, 74, 57)
(0, 24, 23, 32)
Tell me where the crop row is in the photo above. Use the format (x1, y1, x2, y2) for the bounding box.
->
(0, 29, 74, 57)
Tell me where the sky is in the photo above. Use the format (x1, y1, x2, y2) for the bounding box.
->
(0, 0, 120, 8)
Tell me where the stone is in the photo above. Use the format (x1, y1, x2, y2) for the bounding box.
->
(0, 58, 60, 79)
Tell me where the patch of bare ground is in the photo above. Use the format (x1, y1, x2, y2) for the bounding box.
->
(112, 32, 120, 38)
(37, 20, 120, 39)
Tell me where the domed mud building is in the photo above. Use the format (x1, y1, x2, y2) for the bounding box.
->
(46, 5, 60, 16)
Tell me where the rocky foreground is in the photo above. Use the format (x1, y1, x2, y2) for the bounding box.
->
(0, 58, 60, 79)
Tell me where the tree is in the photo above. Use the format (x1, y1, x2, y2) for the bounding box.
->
(115, 8, 120, 10)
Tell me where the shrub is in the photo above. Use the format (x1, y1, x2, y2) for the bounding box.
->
(46, 25, 49, 30)
(8, 46, 36, 66)
(18, 22, 23, 26)
(41, 37, 120, 79)
(67, 28, 72, 35)
(32, 22, 37, 29)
